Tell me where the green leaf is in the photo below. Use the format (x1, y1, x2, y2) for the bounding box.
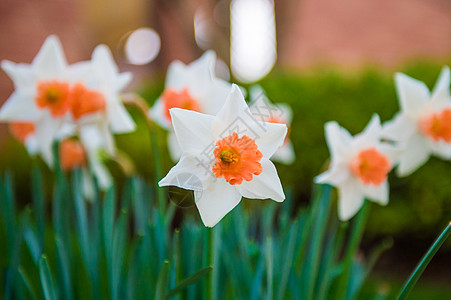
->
(155, 260, 170, 300)
(18, 266, 38, 300)
(166, 266, 213, 299)
(39, 255, 57, 300)
(31, 164, 45, 249)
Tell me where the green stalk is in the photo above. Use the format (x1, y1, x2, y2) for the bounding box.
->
(334, 201, 370, 300)
(396, 222, 451, 300)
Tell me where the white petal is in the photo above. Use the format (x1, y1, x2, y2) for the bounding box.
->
(159, 154, 214, 191)
(381, 113, 416, 143)
(170, 108, 215, 156)
(337, 178, 365, 221)
(395, 72, 430, 118)
(324, 121, 353, 161)
(429, 140, 451, 160)
(90, 156, 112, 190)
(107, 99, 136, 133)
(314, 163, 350, 186)
(25, 135, 39, 155)
(92, 45, 118, 76)
(353, 114, 382, 150)
(430, 66, 450, 102)
(81, 169, 96, 203)
(361, 181, 389, 206)
(236, 158, 285, 202)
(396, 134, 430, 177)
(33, 35, 67, 78)
(1, 60, 35, 89)
(149, 97, 172, 130)
(35, 115, 61, 167)
(270, 140, 295, 164)
(0, 92, 38, 121)
(167, 132, 183, 162)
(165, 60, 187, 90)
(194, 179, 242, 227)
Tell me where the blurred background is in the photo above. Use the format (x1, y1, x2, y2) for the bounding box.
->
(1, 0, 451, 297)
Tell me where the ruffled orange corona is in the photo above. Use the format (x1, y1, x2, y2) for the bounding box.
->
(35, 80, 70, 117)
(9, 122, 35, 143)
(350, 148, 391, 186)
(419, 109, 451, 142)
(162, 88, 200, 122)
(59, 139, 87, 171)
(212, 132, 263, 185)
(70, 83, 107, 120)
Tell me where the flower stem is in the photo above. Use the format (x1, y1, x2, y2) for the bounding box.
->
(396, 222, 451, 300)
(334, 201, 370, 300)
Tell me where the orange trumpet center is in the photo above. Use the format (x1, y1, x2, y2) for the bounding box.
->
(9, 122, 35, 143)
(419, 109, 451, 143)
(162, 88, 201, 122)
(35, 80, 71, 117)
(349, 148, 391, 186)
(212, 132, 263, 185)
(70, 83, 107, 120)
(59, 139, 87, 172)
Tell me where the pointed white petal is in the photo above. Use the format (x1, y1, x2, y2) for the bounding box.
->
(362, 181, 389, 205)
(170, 108, 215, 155)
(159, 154, 214, 190)
(396, 134, 430, 177)
(107, 99, 136, 133)
(236, 158, 285, 202)
(165, 60, 187, 89)
(167, 132, 183, 162)
(253, 122, 287, 158)
(81, 169, 96, 203)
(33, 35, 67, 78)
(0, 92, 38, 121)
(429, 140, 451, 160)
(194, 179, 242, 227)
(394, 72, 430, 117)
(35, 115, 61, 167)
(270, 140, 295, 164)
(92, 45, 118, 75)
(314, 163, 350, 186)
(149, 97, 172, 130)
(1, 60, 35, 89)
(90, 156, 113, 190)
(337, 178, 365, 221)
(381, 113, 416, 143)
(430, 66, 450, 101)
(353, 114, 382, 149)
(324, 121, 353, 161)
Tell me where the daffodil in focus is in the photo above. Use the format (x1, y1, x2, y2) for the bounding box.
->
(315, 115, 396, 221)
(382, 66, 451, 176)
(159, 85, 287, 227)
(0, 36, 72, 165)
(149, 51, 232, 161)
(249, 85, 295, 164)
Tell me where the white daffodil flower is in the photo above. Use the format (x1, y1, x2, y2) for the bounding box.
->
(149, 51, 232, 161)
(249, 85, 295, 164)
(382, 66, 451, 176)
(315, 115, 396, 221)
(159, 85, 287, 227)
(0, 35, 72, 165)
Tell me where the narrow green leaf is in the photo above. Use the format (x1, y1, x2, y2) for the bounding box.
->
(31, 164, 45, 249)
(166, 266, 213, 299)
(55, 236, 73, 300)
(24, 228, 41, 264)
(112, 209, 128, 300)
(155, 260, 170, 300)
(103, 186, 116, 298)
(397, 222, 451, 300)
(335, 201, 370, 300)
(39, 255, 57, 300)
(265, 237, 273, 300)
(276, 221, 298, 300)
(306, 184, 331, 300)
(18, 266, 38, 300)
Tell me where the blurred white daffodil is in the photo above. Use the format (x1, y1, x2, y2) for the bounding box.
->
(249, 85, 295, 164)
(159, 85, 287, 227)
(382, 66, 451, 176)
(315, 115, 396, 221)
(0, 36, 72, 165)
(149, 51, 232, 161)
